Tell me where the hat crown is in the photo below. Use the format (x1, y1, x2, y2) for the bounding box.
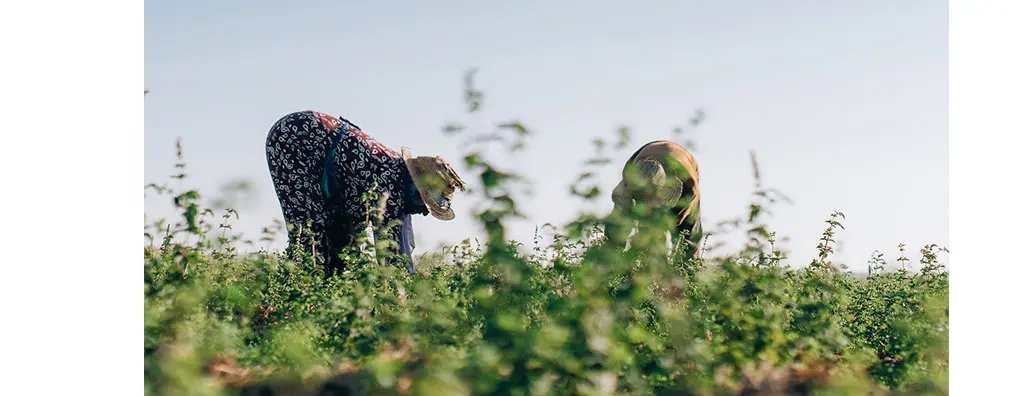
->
(402, 148, 466, 221)
(628, 159, 684, 207)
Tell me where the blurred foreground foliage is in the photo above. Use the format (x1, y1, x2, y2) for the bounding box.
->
(144, 74, 947, 395)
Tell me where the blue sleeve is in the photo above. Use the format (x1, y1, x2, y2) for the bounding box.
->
(398, 214, 416, 273)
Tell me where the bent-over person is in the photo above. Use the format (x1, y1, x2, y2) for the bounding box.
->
(606, 140, 703, 256)
(266, 110, 466, 274)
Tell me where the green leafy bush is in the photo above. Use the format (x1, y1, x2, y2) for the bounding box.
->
(144, 74, 947, 395)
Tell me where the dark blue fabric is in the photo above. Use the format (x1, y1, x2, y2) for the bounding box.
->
(405, 179, 426, 209)
(321, 127, 347, 200)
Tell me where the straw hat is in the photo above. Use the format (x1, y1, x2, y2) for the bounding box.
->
(636, 159, 685, 207)
(402, 148, 467, 221)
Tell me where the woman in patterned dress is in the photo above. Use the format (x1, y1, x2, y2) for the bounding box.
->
(265, 110, 466, 274)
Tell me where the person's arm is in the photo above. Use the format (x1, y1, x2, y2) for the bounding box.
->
(397, 214, 415, 273)
(375, 211, 416, 272)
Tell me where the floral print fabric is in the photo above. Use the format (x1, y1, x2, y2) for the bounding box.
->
(265, 110, 424, 273)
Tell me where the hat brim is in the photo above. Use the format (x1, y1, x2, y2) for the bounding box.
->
(652, 177, 685, 207)
(402, 148, 456, 221)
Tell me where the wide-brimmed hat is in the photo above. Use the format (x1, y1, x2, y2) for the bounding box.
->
(402, 148, 467, 221)
(635, 159, 685, 207)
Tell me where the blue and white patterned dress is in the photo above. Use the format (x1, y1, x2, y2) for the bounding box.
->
(265, 110, 426, 274)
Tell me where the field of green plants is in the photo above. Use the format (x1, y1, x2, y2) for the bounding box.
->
(144, 80, 948, 395)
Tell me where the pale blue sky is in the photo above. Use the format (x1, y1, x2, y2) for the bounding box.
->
(145, 1, 947, 270)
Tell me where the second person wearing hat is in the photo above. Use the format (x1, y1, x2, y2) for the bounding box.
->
(606, 140, 703, 256)
(266, 110, 466, 274)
